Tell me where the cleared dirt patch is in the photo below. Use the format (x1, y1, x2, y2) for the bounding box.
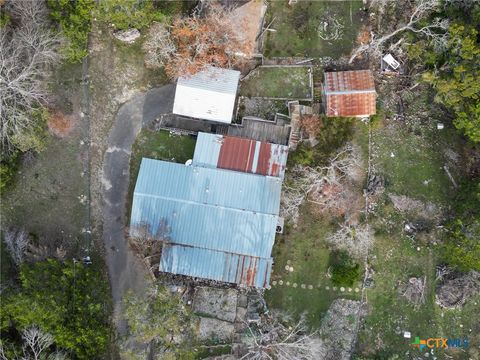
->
(47, 110, 76, 137)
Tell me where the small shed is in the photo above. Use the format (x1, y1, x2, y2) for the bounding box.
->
(323, 70, 377, 118)
(173, 67, 241, 124)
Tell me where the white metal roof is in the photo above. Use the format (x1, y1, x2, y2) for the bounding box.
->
(173, 67, 241, 124)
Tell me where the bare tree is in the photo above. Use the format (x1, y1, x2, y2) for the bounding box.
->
(142, 22, 176, 70)
(0, 0, 62, 155)
(3, 227, 30, 265)
(21, 326, 54, 360)
(0, 326, 68, 360)
(326, 223, 374, 259)
(349, 0, 449, 63)
(281, 145, 363, 224)
(241, 317, 322, 360)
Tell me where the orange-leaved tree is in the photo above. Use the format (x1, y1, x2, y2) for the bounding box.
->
(165, 4, 253, 79)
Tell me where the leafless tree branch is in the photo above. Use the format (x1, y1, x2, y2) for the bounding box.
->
(349, 0, 449, 63)
(0, 0, 62, 156)
(3, 227, 31, 266)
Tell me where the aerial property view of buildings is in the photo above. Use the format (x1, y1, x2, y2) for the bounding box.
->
(130, 65, 373, 288)
(2, 0, 479, 359)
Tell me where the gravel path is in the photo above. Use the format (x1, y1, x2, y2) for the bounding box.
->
(101, 85, 175, 334)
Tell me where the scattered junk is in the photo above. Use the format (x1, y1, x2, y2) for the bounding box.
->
(276, 217, 284, 234)
(382, 53, 400, 71)
(381, 53, 404, 75)
(401, 276, 427, 309)
(365, 175, 384, 195)
(436, 270, 480, 309)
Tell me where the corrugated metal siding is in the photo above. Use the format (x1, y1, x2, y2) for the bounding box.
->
(193, 132, 288, 178)
(177, 67, 240, 95)
(324, 70, 375, 93)
(130, 158, 281, 258)
(326, 92, 377, 117)
(173, 67, 240, 123)
(160, 244, 272, 288)
(323, 70, 376, 117)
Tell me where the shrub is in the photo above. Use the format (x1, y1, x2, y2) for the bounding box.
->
(11, 108, 49, 154)
(0, 259, 111, 359)
(95, 0, 165, 31)
(288, 116, 355, 167)
(329, 250, 361, 287)
(47, 0, 95, 63)
(0, 154, 19, 192)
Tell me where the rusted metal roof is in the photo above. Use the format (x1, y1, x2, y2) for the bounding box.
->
(160, 244, 271, 288)
(323, 70, 376, 117)
(193, 132, 288, 178)
(130, 157, 282, 288)
(325, 92, 377, 117)
(324, 70, 375, 93)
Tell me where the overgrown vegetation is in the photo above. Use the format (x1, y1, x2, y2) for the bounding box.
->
(47, 0, 95, 63)
(442, 180, 480, 272)
(95, 0, 165, 31)
(0, 259, 111, 359)
(417, 3, 480, 142)
(122, 286, 196, 359)
(329, 250, 361, 287)
(264, 1, 365, 58)
(288, 116, 355, 167)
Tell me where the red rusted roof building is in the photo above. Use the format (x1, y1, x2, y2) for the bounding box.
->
(323, 70, 376, 118)
(193, 132, 288, 178)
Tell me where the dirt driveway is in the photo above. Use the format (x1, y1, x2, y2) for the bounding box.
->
(101, 85, 175, 333)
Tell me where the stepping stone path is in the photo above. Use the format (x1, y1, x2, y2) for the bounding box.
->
(269, 277, 363, 295)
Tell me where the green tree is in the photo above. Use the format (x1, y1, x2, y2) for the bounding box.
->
(122, 286, 196, 358)
(422, 22, 480, 142)
(95, 0, 165, 31)
(48, 0, 95, 63)
(0, 259, 111, 359)
(442, 181, 480, 271)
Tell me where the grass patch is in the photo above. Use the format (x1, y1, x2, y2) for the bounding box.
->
(240, 66, 312, 99)
(373, 125, 453, 204)
(128, 129, 196, 215)
(265, 208, 361, 328)
(263, 1, 366, 58)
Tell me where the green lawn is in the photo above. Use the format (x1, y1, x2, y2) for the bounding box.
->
(373, 126, 454, 204)
(127, 129, 196, 215)
(240, 66, 312, 99)
(263, 0, 366, 58)
(266, 208, 361, 328)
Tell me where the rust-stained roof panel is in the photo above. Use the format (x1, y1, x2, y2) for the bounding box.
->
(325, 92, 377, 117)
(324, 70, 375, 93)
(193, 132, 289, 178)
(160, 244, 272, 288)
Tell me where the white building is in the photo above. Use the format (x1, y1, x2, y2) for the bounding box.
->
(173, 67, 241, 124)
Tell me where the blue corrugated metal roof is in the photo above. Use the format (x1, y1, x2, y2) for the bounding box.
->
(160, 244, 272, 288)
(130, 158, 282, 287)
(192, 132, 222, 168)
